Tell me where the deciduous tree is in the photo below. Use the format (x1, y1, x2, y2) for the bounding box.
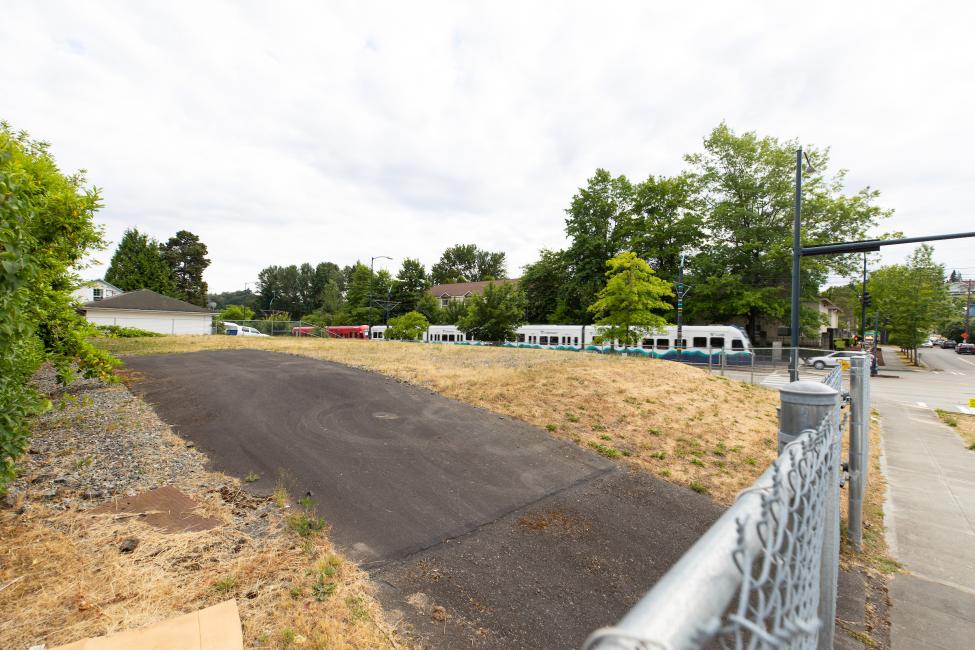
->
(588, 252, 674, 348)
(385, 311, 430, 340)
(431, 244, 507, 284)
(456, 283, 526, 342)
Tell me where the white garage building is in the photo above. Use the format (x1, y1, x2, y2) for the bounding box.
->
(82, 289, 213, 335)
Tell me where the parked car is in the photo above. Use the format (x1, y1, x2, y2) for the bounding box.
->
(957, 342, 975, 355)
(803, 350, 869, 370)
(942, 339, 957, 349)
(920, 340, 934, 348)
(223, 322, 268, 337)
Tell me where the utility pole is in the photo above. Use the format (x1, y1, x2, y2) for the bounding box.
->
(675, 253, 691, 361)
(966, 278, 973, 342)
(789, 148, 808, 382)
(367, 255, 392, 338)
(859, 253, 868, 343)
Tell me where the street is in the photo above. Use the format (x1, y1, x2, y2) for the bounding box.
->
(874, 346, 975, 415)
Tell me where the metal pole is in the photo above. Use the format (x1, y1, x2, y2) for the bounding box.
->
(848, 356, 865, 550)
(367, 257, 375, 338)
(675, 253, 688, 362)
(860, 252, 868, 342)
(790, 148, 803, 382)
(778, 381, 841, 650)
(966, 279, 973, 341)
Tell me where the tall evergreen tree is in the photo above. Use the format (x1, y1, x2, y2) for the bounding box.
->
(161, 230, 210, 306)
(105, 228, 176, 296)
(392, 258, 430, 315)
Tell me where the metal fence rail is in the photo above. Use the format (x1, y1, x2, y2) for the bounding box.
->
(585, 368, 868, 650)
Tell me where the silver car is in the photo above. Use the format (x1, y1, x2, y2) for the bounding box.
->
(803, 350, 869, 370)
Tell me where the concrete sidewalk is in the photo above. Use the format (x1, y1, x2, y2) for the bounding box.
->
(878, 399, 975, 649)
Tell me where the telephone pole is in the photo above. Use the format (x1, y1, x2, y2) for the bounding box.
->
(966, 278, 973, 341)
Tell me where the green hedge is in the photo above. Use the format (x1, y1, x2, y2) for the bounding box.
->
(94, 324, 164, 338)
(0, 122, 119, 492)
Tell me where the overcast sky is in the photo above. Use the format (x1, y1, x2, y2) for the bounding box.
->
(3, 1, 973, 292)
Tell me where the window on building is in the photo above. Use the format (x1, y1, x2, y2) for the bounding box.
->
(710, 337, 725, 349)
(656, 339, 670, 349)
(93, 288, 103, 301)
(441, 297, 450, 307)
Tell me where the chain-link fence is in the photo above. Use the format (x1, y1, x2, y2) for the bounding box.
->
(585, 360, 870, 650)
(216, 319, 334, 337)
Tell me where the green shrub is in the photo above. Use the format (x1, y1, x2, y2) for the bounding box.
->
(588, 442, 622, 459)
(0, 122, 119, 493)
(94, 324, 163, 338)
(385, 311, 430, 341)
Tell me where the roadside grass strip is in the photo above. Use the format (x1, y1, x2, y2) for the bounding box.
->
(936, 408, 975, 450)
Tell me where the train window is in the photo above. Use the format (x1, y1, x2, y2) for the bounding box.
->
(731, 339, 744, 350)
(656, 339, 669, 349)
(540, 336, 549, 345)
(693, 336, 707, 348)
(642, 338, 653, 349)
(677, 339, 687, 349)
(517, 334, 525, 343)
(710, 337, 725, 348)
(449, 334, 456, 342)
(574, 337, 579, 345)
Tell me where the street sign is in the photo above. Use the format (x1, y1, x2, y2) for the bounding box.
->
(839, 359, 851, 370)
(969, 397, 975, 408)
(963, 332, 970, 340)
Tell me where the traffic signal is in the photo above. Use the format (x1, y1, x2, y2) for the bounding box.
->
(862, 291, 872, 307)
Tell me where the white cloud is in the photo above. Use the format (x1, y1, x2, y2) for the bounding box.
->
(3, 0, 974, 291)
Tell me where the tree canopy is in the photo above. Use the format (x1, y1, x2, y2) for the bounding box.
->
(456, 283, 526, 343)
(161, 230, 210, 306)
(385, 311, 430, 340)
(588, 252, 674, 348)
(431, 244, 507, 284)
(105, 228, 177, 297)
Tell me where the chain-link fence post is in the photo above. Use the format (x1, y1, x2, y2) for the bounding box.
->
(778, 381, 840, 650)
(848, 356, 866, 550)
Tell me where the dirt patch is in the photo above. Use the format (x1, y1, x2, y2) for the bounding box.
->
(935, 409, 975, 449)
(99, 336, 781, 504)
(90, 486, 222, 533)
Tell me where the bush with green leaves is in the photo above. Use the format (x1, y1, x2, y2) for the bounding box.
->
(385, 311, 430, 340)
(456, 282, 526, 343)
(94, 324, 163, 338)
(0, 122, 119, 492)
(218, 304, 254, 322)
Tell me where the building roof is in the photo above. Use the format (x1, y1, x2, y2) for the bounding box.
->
(83, 289, 211, 313)
(429, 278, 519, 297)
(83, 278, 124, 293)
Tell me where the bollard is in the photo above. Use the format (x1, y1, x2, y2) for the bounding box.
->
(848, 357, 865, 550)
(779, 381, 841, 650)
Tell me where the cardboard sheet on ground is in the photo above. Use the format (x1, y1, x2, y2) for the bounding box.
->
(50, 599, 242, 649)
(89, 485, 221, 533)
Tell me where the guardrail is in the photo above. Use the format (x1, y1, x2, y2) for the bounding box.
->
(585, 359, 871, 649)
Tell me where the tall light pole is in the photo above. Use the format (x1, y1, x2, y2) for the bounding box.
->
(367, 255, 391, 338)
(674, 254, 691, 362)
(789, 148, 815, 382)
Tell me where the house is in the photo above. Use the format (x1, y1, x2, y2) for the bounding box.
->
(81, 289, 213, 335)
(428, 279, 519, 308)
(732, 296, 847, 349)
(71, 279, 124, 304)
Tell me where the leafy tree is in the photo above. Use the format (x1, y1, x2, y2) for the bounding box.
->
(520, 249, 569, 323)
(218, 304, 255, 321)
(626, 173, 704, 287)
(431, 244, 507, 284)
(588, 252, 674, 348)
(684, 123, 890, 342)
(1, 122, 118, 491)
(160, 230, 210, 306)
(870, 245, 953, 360)
(255, 260, 344, 318)
(385, 311, 430, 340)
(561, 169, 635, 322)
(344, 262, 381, 324)
(414, 292, 442, 324)
(456, 283, 526, 342)
(105, 228, 177, 296)
(209, 288, 259, 310)
(392, 258, 430, 315)
(438, 299, 469, 325)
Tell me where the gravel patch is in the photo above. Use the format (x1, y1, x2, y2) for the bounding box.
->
(4, 365, 274, 538)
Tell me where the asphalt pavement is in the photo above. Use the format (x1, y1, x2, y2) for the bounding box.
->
(125, 350, 724, 648)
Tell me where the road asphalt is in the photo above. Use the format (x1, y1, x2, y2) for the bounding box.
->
(871, 348, 975, 650)
(125, 350, 724, 648)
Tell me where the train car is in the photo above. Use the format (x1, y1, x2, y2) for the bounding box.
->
(422, 325, 487, 344)
(506, 324, 587, 350)
(326, 325, 369, 339)
(369, 325, 387, 339)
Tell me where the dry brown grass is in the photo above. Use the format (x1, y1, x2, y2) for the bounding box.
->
(99, 336, 782, 504)
(0, 379, 403, 650)
(935, 409, 975, 450)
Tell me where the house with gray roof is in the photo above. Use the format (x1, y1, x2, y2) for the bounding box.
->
(81, 289, 213, 335)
